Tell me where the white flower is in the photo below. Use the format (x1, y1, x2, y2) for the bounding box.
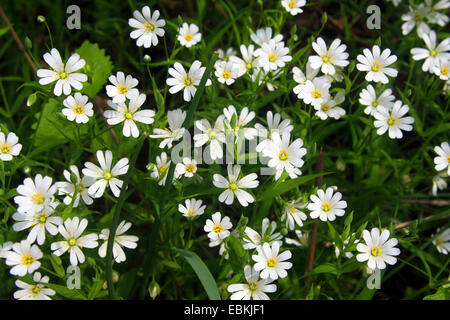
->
(298, 77, 331, 106)
(434, 57, 450, 80)
(243, 218, 283, 250)
(308, 37, 349, 75)
(36, 48, 87, 96)
(56, 165, 95, 207)
(307, 187, 347, 222)
(105, 72, 139, 104)
(432, 228, 450, 254)
(252, 242, 292, 280)
(432, 172, 448, 196)
(359, 85, 395, 116)
(255, 40, 292, 72)
(151, 152, 171, 186)
(150, 109, 186, 149)
(255, 111, 294, 153)
(12, 205, 62, 245)
(0, 241, 13, 258)
(215, 60, 240, 85)
(177, 23, 201, 48)
(14, 174, 58, 214)
(227, 265, 277, 300)
(204, 212, 233, 247)
(50, 217, 98, 266)
(229, 44, 259, 76)
(166, 61, 211, 102)
(281, 0, 306, 15)
(314, 91, 346, 120)
(292, 62, 320, 97)
(82, 150, 129, 198)
(0, 131, 22, 161)
(373, 101, 415, 139)
(434, 142, 450, 175)
(128, 6, 165, 48)
(281, 199, 308, 230)
(14, 272, 55, 300)
(62, 93, 94, 124)
(223, 105, 258, 142)
(335, 234, 360, 259)
(213, 164, 259, 207)
(356, 45, 398, 84)
(264, 132, 307, 180)
(98, 220, 139, 263)
(175, 158, 197, 178)
(105, 93, 155, 138)
(401, 4, 432, 37)
(178, 198, 206, 218)
(5, 240, 42, 276)
(250, 27, 283, 47)
(356, 228, 400, 270)
(193, 116, 226, 160)
(411, 31, 450, 73)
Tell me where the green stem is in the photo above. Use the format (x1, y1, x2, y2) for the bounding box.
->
(106, 136, 145, 299)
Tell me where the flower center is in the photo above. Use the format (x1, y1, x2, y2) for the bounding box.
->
(76, 183, 86, 193)
(32, 193, 45, 205)
(447, 156, 450, 163)
(229, 182, 238, 191)
(321, 104, 330, 112)
(436, 238, 444, 245)
(371, 246, 382, 257)
(37, 213, 47, 224)
(185, 33, 193, 41)
(278, 149, 289, 161)
(267, 258, 277, 268)
(322, 54, 331, 63)
(441, 67, 449, 75)
(125, 112, 133, 120)
(159, 163, 169, 175)
(208, 129, 217, 139)
(248, 282, 259, 292)
(187, 209, 195, 216)
(103, 171, 113, 181)
(144, 23, 155, 33)
(429, 49, 438, 57)
(371, 61, 383, 72)
(372, 102, 378, 107)
(246, 62, 252, 70)
(73, 105, 84, 115)
(268, 53, 277, 63)
(0, 143, 11, 154)
(118, 85, 128, 94)
(22, 254, 34, 266)
(183, 75, 193, 87)
(58, 71, 68, 79)
(31, 285, 41, 296)
(213, 224, 223, 234)
(387, 116, 398, 127)
(222, 71, 231, 79)
(312, 89, 322, 99)
(322, 202, 331, 212)
(68, 238, 77, 247)
(185, 164, 195, 173)
(288, 0, 296, 8)
(288, 206, 297, 214)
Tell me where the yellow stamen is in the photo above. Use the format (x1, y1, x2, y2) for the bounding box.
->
(387, 116, 398, 127)
(268, 53, 277, 63)
(73, 105, 84, 115)
(32, 193, 45, 205)
(187, 209, 195, 216)
(183, 75, 193, 87)
(213, 224, 223, 234)
(229, 182, 238, 191)
(37, 213, 47, 225)
(278, 149, 289, 161)
(321, 104, 330, 112)
(267, 258, 277, 268)
(118, 85, 128, 95)
(288, 0, 296, 8)
(184, 33, 193, 41)
(371, 61, 382, 72)
(68, 238, 77, 247)
(185, 164, 195, 173)
(222, 71, 231, 79)
(31, 285, 41, 296)
(371, 246, 382, 257)
(441, 67, 448, 75)
(312, 89, 322, 99)
(103, 171, 113, 181)
(0, 143, 11, 154)
(22, 254, 34, 266)
(144, 23, 155, 33)
(322, 202, 331, 212)
(125, 112, 133, 120)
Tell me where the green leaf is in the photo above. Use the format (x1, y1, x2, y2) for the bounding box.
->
(423, 287, 450, 300)
(311, 263, 338, 275)
(75, 40, 113, 98)
(48, 254, 65, 278)
(45, 283, 87, 300)
(175, 248, 221, 300)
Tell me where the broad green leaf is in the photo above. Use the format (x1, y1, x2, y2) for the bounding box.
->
(75, 40, 113, 98)
(175, 248, 221, 300)
(45, 283, 87, 300)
